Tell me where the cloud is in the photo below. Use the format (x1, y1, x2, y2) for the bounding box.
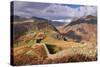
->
(75, 6, 97, 18)
(13, 1, 97, 21)
(40, 4, 97, 21)
(13, 1, 50, 16)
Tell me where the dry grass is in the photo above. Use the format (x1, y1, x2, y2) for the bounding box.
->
(13, 53, 97, 66)
(44, 54, 97, 64)
(13, 54, 43, 66)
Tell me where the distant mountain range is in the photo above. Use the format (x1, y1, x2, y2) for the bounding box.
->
(12, 15, 97, 43)
(12, 15, 70, 25)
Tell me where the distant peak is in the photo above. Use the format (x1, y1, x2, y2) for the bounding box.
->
(86, 15, 96, 19)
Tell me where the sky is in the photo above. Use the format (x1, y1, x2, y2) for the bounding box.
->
(13, 1, 97, 22)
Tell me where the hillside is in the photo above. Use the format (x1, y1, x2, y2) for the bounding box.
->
(58, 15, 97, 42)
(12, 15, 97, 65)
(13, 16, 59, 43)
